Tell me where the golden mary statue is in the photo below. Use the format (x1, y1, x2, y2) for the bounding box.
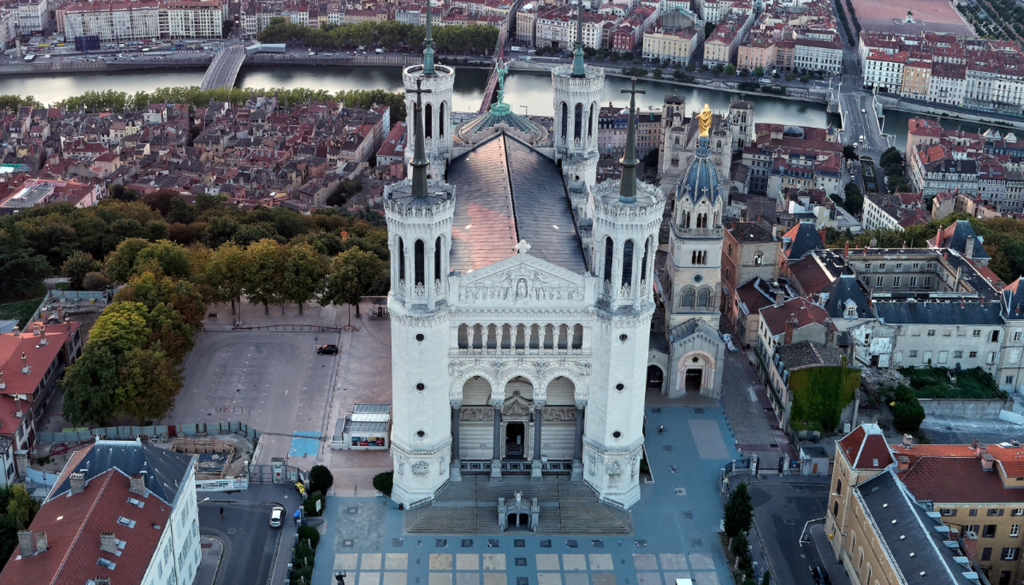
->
(698, 103, 712, 137)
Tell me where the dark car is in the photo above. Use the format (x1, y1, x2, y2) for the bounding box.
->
(811, 566, 831, 585)
(316, 344, 339, 355)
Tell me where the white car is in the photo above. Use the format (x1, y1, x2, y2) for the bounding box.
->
(269, 506, 285, 528)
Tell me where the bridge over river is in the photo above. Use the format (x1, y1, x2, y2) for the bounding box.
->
(200, 43, 246, 91)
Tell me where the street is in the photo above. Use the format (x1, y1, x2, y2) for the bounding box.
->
(199, 502, 282, 585)
(748, 482, 831, 585)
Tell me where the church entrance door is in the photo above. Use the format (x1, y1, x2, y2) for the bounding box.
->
(505, 422, 526, 459)
(506, 513, 530, 529)
(646, 365, 664, 390)
(684, 369, 703, 393)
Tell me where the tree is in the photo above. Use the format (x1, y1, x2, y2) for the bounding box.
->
(204, 243, 250, 315)
(61, 345, 121, 426)
(686, 62, 696, 72)
(0, 222, 51, 298)
(82, 271, 110, 291)
(133, 240, 192, 279)
(322, 248, 387, 319)
(103, 237, 151, 282)
(61, 250, 101, 289)
(761, 571, 771, 585)
(5, 486, 38, 531)
(283, 243, 328, 314)
(245, 239, 286, 314)
(843, 144, 859, 160)
(309, 465, 334, 494)
(880, 146, 903, 169)
(712, 63, 725, 74)
(642, 147, 659, 170)
(723, 482, 754, 538)
(86, 301, 151, 357)
(724, 63, 737, 76)
(118, 347, 182, 424)
(373, 471, 394, 497)
(754, 66, 764, 76)
(891, 384, 926, 433)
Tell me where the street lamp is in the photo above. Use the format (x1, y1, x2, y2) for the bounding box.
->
(520, 105, 528, 117)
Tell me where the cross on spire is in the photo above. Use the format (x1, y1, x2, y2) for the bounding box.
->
(618, 77, 646, 203)
(409, 78, 433, 198)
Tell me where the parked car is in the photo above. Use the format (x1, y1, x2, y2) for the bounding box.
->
(316, 344, 339, 355)
(269, 506, 285, 528)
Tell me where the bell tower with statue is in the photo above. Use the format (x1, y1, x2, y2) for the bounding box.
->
(551, 4, 602, 187)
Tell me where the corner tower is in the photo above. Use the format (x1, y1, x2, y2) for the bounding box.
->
(404, 1, 455, 179)
(552, 5, 603, 187)
(586, 79, 665, 508)
(386, 80, 457, 506)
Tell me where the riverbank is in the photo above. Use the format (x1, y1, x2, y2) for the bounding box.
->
(877, 94, 1024, 132)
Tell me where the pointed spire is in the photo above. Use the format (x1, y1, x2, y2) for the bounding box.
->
(423, 0, 436, 76)
(571, 2, 586, 78)
(618, 77, 645, 203)
(409, 79, 433, 197)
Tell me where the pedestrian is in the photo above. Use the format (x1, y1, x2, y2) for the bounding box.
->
(658, 425, 664, 434)
(219, 506, 224, 519)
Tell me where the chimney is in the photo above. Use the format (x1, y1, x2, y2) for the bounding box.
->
(982, 453, 995, 471)
(784, 318, 796, 345)
(936, 227, 942, 246)
(903, 434, 913, 449)
(775, 291, 784, 307)
(965, 235, 975, 258)
(93, 579, 111, 585)
(819, 228, 826, 244)
(129, 474, 146, 496)
(0, 369, 5, 390)
(972, 437, 979, 450)
(100, 532, 117, 554)
(17, 531, 34, 557)
(38, 326, 46, 346)
(897, 455, 910, 472)
(844, 241, 849, 258)
(70, 472, 85, 495)
(34, 531, 47, 553)
(20, 352, 28, 374)
(962, 530, 978, 562)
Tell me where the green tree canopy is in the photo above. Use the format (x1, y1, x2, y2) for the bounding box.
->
(322, 248, 387, 318)
(283, 243, 328, 314)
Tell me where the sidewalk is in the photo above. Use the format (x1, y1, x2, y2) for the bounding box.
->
(193, 536, 224, 585)
(810, 524, 852, 585)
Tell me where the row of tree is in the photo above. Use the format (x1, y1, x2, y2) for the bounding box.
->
(256, 18, 499, 55)
(723, 482, 766, 585)
(44, 86, 407, 123)
(879, 147, 911, 193)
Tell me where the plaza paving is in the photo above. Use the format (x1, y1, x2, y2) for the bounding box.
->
(310, 405, 741, 585)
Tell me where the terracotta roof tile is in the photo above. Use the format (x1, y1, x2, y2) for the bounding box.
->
(837, 424, 893, 470)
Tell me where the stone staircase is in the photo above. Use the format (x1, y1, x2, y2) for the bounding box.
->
(404, 476, 633, 535)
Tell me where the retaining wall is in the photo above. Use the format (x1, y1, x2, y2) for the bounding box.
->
(919, 397, 1014, 420)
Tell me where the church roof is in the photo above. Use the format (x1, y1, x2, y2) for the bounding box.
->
(447, 133, 586, 274)
(677, 137, 723, 205)
(458, 108, 544, 140)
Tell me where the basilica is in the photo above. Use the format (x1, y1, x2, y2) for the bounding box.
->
(384, 6, 726, 509)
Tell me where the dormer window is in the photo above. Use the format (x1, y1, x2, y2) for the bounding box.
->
(845, 305, 856, 318)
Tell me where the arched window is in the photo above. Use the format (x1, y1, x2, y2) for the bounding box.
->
(425, 104, 433, 139)
(683, 211, 690, 228)
(603, 237, 614, 283)
(622, 240, 634, 287)
(434, 236, 442, 283)
(683, 289, 694, 307)
(641, 239, 650, 283)
(714, 212, 719, 226)
(588, 103, 595, 139)
(439, 102, 445, 137)
(574, 103, 583, 140)
(716, 140, 722, 149)
(560, 102, 568, 140)
(414, 239, 425, 286)
(698, 289, 709, 307)
(398, 238, 405, 281)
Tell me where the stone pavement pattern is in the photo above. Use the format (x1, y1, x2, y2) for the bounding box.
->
(310, 405, 740, 585)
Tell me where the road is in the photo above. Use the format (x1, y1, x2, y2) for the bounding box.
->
(200, 42, 246, 90)
(198, 502, 281, 585)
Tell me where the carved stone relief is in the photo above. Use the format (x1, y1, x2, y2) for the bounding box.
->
(412, 461, 430, 475)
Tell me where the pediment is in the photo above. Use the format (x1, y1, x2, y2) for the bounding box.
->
(457, 250, 586, 304)
(502, 390, 534, 420)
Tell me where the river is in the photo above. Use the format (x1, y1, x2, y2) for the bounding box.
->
(0, 64, 991, 151)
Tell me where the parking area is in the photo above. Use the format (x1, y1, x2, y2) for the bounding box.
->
(172, 327, 341, 463)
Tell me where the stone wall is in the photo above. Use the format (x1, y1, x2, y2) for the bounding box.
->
(918, 397, 1014, 420)
(876, 95, 1024, 132)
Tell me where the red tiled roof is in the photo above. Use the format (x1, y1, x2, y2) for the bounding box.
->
(897, 456, 1024, 504)
(0, 463, 172, 585)
(838, 425, 893, 470)
(0, 323, 80, 398)
(759, 297, 835, 336)
(786, 255, 834, 294)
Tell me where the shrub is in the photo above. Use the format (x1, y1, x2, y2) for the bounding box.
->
(297, 525, 321, 550)
(373, 471, 394, 497)
(893, 400, 926, 434)
(309, 465, 334, 494)
(303, 491, 326, 517)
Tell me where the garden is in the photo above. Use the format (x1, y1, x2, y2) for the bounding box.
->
(898, 366, 1005, 400)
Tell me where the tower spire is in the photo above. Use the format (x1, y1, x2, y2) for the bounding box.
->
(409, 79, 433, 197)
(571, 2, 586, 78)
(618, 77, 645, 203)
(423, 0, 436, 76)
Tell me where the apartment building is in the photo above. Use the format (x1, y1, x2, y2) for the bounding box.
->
(864, 50, 907, 93)
(703, 12, 746, 65)
(722, 220, 779, 297)
(737, 39, 775, 72)
(516, 3, 535, 44)
(64, 0, 225, 41)
(0, 440, 200, 585)
(928, 63, 968, 106)
(824, 425, 982, 585)
(900, 54, 932, 99)
(642, 17, 703, 64)
(860, 192, 929, 232)
(17, 0, 48, 33)
(610, 4, 658, 52)
(792, 35, 842, 75)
